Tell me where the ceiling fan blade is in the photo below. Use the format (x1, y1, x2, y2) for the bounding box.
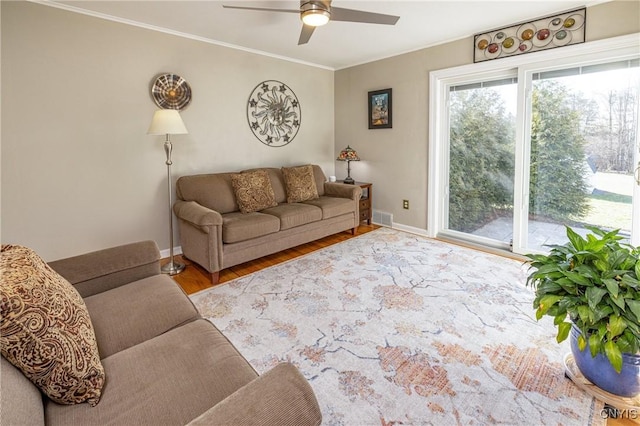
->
(298, 24, 316, 45)
(330, 7, 399, 25)
(222, 5, 299, 14)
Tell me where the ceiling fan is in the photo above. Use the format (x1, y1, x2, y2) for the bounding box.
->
(222, 1, 400, 45)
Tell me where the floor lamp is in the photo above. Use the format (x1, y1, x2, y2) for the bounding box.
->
(147, 109, 188, 275)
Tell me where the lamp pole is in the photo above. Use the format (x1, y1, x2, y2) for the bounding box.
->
(161, 135, 185, 275)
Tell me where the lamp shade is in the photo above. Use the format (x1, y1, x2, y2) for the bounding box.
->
(147, 109, 188, 135)
(337, 145, 360, 161)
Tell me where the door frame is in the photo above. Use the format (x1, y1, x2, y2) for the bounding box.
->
(428, 33, 640, 249)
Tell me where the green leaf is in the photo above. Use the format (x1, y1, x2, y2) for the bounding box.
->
(620, 255, 637, 271)
(616, 330, 637, 354)
(585, 225, 609, 237)
(526, 254, 551, 263)
(608, 315, 627, 338)
(537, 294, 563, 317)
(588, 304, 614, 324)
(573, 264, 600, 280)
(535, 280, 564, 295)
(562, 271, 593, 286)
(588, 333, 601, 357)
(533, 264, 562, 275)
(602, 278, 619, 298)
(610, 250, 629, 269)
(576, 305, 591, 322)
(554, 314, 566, 325)
(566, 227, 585, 251)
(577, 332, 587, 351)
(583, 237, 607, 253)
(594, 259, 610, 272)
(622, 274, 640, 290)
(626, 299, 640, 321)
(556, 321, 571, 343)
(604, 340, 623, 373)
(610, 292, 627, 310)
(586, 287, 607, 311)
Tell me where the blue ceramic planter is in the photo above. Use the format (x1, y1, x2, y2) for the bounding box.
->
(570, 325, 640, 397)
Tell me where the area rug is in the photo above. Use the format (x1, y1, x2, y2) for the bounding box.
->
(190, 227, 605, 425)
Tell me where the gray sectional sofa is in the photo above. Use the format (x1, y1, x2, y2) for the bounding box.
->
(174, 165, 362, 283)
(1, 241, 322, 426)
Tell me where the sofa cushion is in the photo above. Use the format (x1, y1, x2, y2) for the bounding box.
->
(83, 274, 200, 358)
(222, 211, 280, 244)
(48, 240, 161, 298)
(231, 170, 278, 214)
(261, 203, 323, 230)
(176, 172, 239, 214)
(310, 164, 327, 197)
(302, 196, 356, 220)
(187, 363, 322, 426)
(1, 356, 45, 426)
(0, 244, 105, 407)
(45, 319, 259, 426)
(282, 165, 319, 203)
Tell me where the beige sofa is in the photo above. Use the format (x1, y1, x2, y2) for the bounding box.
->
(1, 241, 322, 426)
(174, 165, 362, 283)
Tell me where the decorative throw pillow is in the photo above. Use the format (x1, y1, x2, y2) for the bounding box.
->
(231, 169, 278, 213)
(282, 165, 319, 203)
(0, 244, 105, 406)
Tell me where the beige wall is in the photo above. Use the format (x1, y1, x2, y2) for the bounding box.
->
(335, 0, 640, 232)
(1, 1, 334, 260)
(2, 1, 638, 261)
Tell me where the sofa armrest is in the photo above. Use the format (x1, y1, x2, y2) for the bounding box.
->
(324, 182, 362, 201)
(174, 200, 223, 233)
(187, 363, 322, 426)
(48, 241, 160, 298)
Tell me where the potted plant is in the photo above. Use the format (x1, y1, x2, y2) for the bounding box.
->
(525, 225, 640, 397)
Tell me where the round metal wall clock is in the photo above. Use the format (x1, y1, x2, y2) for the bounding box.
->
(151, 73, 192, 110)
(247, 80, 301, 147)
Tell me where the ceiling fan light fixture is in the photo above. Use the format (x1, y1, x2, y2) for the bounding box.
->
(301, 9, 330, 26)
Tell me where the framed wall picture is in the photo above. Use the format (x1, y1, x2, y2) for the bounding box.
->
(368, 88, 392, 129)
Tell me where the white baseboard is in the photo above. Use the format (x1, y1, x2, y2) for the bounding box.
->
(390, 222, 430, 238)
(370, 220, 430, 238)
(160, 246, 182, 259)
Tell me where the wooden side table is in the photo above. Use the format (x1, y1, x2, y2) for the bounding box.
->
(339, 181, 372, 225)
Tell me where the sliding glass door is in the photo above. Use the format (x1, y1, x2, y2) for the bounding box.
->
(526, 60, 640, 251)
(446, 78, 517, 249)
(432, 39, 640, 254)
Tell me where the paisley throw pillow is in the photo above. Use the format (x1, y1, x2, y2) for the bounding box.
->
(282, 165, 319, 203)
(231, 169, 278, 213)
(0, 244, 105, 406)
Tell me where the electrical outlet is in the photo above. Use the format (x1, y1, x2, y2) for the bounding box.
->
(403, 199, 409, 209)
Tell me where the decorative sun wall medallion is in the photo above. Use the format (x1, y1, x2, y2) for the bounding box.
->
(247, 80, 301, 147)
(151, 73, 192, 110)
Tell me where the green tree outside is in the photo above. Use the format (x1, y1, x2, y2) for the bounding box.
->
(529, 80, 590, 222)
(448, 88, 515, 232)
(448, 79, 590, 233)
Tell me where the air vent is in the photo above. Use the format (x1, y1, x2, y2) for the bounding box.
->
(373, 210, 393, 227)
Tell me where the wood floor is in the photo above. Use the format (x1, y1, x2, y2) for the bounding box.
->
(164, 224, 635, 426)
